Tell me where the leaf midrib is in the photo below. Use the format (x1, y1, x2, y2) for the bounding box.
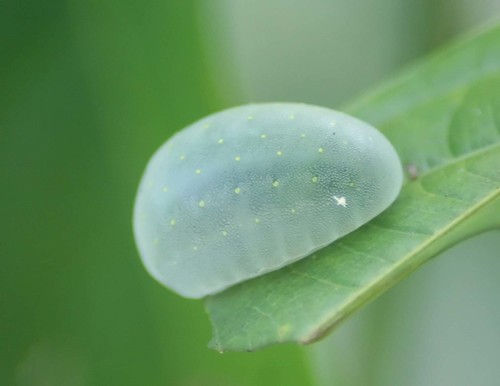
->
(302, 143, 500, 343)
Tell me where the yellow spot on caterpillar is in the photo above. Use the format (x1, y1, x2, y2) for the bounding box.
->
(291, 208, 296, 214)
(318, 148, 324, 153)
(343, 140, 348, 145)
(247, 115, 254, 120)
(235, 156, 241, 161)
(153, 237, 159, 245)
(300, 134, 306, 138)
(255, 218, 260, 224)
(276, 150, 283, 156)
(272, 180, 280, 188)
(330, 121, 336, 127)
(349, 182, 355, 187)
(203, 123, 211, 129)
(217, 138, 224, 144)
(195, 169, 202, 174)
(289, 114, 295, 120)
(193, 246, 199, 251)
(198, 200, 205, 208)
(162, 186, 168, 192)
(312, 176, 319, 183)
(260, 134, 267, 139)
(234, 187, 241, 194)
(179, 155, 185, 160)
(170, 219, 176, 226)
(221, 230, 228, 236)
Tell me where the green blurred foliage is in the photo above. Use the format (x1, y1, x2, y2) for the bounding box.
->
(1, 1, 311, 385)
(2, 0, 500, 385)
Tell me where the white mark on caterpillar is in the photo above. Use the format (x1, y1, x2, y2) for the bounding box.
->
(333, 196, 347, 208)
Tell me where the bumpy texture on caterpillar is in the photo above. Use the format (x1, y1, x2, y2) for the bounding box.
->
(133, 103, 403, 298)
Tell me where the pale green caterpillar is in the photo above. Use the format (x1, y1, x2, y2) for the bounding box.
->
(133, 103, 403, 298)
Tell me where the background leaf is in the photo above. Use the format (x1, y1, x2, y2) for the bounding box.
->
(206, 23, 500, 352)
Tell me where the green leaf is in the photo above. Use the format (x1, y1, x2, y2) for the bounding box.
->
(205, 23, 500, 352)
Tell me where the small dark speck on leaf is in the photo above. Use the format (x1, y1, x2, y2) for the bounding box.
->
(407, 164, 419, 180)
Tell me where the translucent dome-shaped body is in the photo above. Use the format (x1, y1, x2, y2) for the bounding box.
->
(133, 103, 403, 298)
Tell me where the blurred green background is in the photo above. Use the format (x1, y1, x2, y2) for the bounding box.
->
(2, 1, 500, 385)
